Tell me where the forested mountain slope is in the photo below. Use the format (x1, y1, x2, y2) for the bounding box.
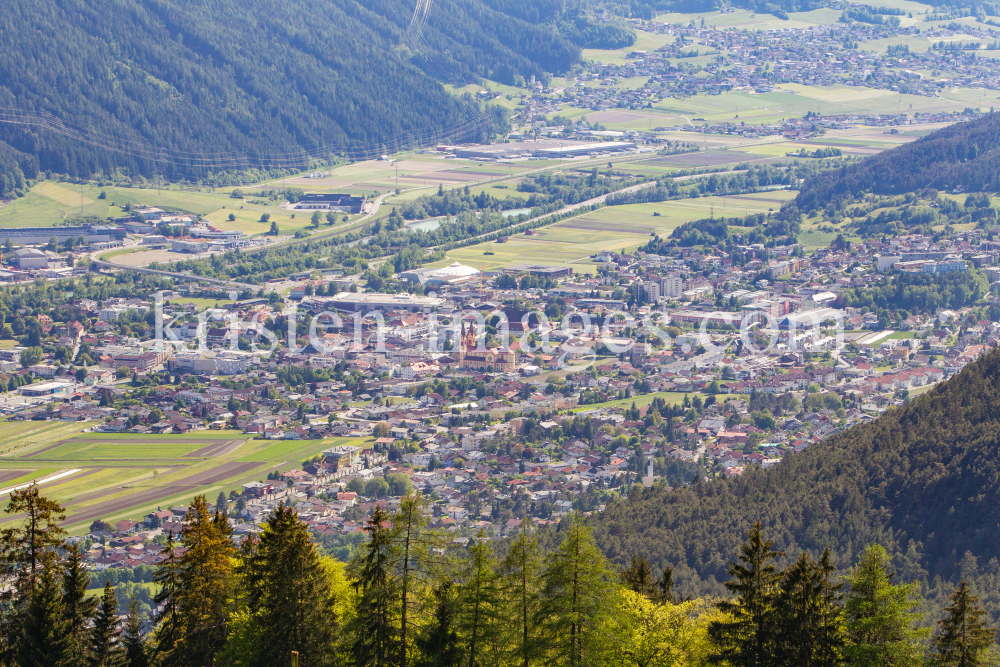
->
(791, 112, 1000, 215)
(0, 0, 602, 198)
(590, 346, 1000, 611)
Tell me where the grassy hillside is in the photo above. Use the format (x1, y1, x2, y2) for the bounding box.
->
(590, 346, 1000, 620)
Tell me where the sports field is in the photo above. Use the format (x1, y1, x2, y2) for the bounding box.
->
(0, 428, 370, 535)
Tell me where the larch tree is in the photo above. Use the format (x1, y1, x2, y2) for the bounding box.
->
(500, 524, 542, 667)
(167, 495, 235, 667)
(393, 493, 441, 667)
(537, 514, 614, 667)
(843, 544, 927, 667)
(458, 533, 502, 667)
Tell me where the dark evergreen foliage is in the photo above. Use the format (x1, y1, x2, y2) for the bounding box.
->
(792, 112, 1000, 214)
(589, 346, 1000, 623)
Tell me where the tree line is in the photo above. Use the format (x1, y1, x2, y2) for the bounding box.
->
(2, 482, 995, 667)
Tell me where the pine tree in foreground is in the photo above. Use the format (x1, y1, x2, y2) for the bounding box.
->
(707, 521, 783, 667)
(350, 505, 399, 667)
(929, 581, 996, 667)
(122, 592, 149, 667)
(773, 549, 845, 667)
(238, 503, 338, 667)
(62, 542, 98, 667)
(414, 582, 462, 667)
(90, 580, 122, 667)
(19, 559, 69, 667)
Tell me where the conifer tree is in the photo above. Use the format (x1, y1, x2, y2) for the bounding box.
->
(654, 565, 676, 606)
(843, 544, 927, 667)
(122, 592, 149, 667)
(0, 482, 67, 593)
(707, 521, 783, 667)
(773, 549, 845, 667)
(18, 559, 69, 667)
(215, 491, 228, 517)
(350, 505, 399, 667)
(239, 504, 338, 667)
(414, 582, 462, 667)
(538, 514, 613, 667)
(458, 533, 502, 667)
(620, 554, 655, 598)
(501, 523, 542, 667)
(152, 531, 181, 659)
(929, 581, 995, 667)
(0, 482, 67, 664)
(62, 543, 98, 667)
(90, 580, 121, 667)
(168, 495, 235, 667)
(394, 494, 434, 667)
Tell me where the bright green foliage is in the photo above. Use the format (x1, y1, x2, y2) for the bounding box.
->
(537, 514, 614, 667)
(844, 544, 928, 667)
(930, 582, 996, 667)
(500, 526, 543, 667)
(457, 534, 503, 667)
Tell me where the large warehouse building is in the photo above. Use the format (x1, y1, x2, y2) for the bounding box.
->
(0, 224, 126, 245)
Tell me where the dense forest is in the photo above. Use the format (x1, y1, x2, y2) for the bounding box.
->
(587, 345, 1000, 627)
(789, 112, 1000, 216)
(0, 0, 625, 196)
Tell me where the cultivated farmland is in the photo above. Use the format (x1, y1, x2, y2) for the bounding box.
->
(0, 428, 370, 534)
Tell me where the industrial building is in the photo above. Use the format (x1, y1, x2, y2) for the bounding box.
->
(306, 293, 446, 313)
(503, 265, 573, 279)
(0, 224, 126, 246)
(398, 262, 480, 287)
(291, 193, 366, 213)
